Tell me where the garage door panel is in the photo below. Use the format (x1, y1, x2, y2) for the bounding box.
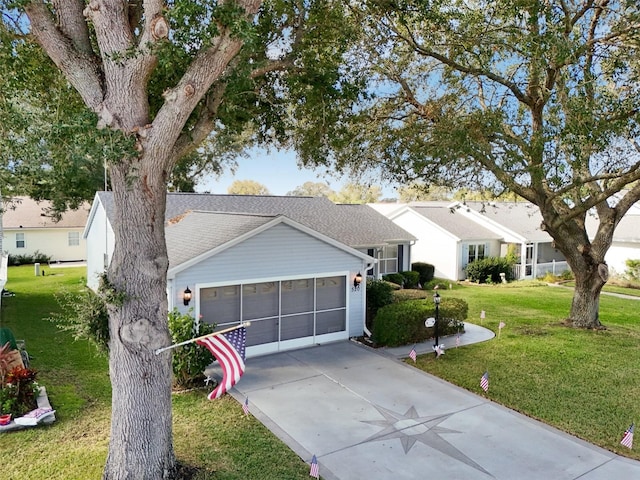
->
(246, 317, 279, 346)
(281, 313, 314, 341)
(316, 310, 346, 335)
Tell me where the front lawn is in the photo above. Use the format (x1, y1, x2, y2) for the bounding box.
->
(0, 266, 312, 479)
(410, 282, 640, 459)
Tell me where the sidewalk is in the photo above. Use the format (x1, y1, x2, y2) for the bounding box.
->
(213, 339, 640, 479)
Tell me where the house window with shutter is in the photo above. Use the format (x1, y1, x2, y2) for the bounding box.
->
(379, 245, 399, 275)
(467, 243, 487, 264)
(16, 233, 25, 249)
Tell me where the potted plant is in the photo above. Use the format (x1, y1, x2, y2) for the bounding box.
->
(1, 342, 40, 419)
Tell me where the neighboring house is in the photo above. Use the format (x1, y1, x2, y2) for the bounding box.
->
(455, 201, 568, 280)
(586, 213, 640, 277)
(372, 201, 569, 281)
(1, 197, 90, 263)
(370, 202, 503, 280)
(84, 192, 415, 357)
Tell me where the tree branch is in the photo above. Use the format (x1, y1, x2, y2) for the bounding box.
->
(24, 1, 105, 112)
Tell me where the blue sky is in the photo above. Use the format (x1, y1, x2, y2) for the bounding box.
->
(197, 147, 399, 198)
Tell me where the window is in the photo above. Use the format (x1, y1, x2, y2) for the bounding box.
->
(68, 231, 80, 246)
(467, 243, 486, 264)
(16, 233, 25, 249)
(379, 245, 399, 275)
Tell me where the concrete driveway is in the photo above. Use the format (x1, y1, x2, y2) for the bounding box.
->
(212, 340, 640, 479)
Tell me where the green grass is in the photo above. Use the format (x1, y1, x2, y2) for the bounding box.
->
(0, 266, 312, 480)
(411, 282, 640, 459)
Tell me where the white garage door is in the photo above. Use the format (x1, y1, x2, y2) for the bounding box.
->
(199, 275, 347, 356)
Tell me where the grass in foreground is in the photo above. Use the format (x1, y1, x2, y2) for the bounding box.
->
(0, 266, 312, 479)
(411, 282, 640, 459)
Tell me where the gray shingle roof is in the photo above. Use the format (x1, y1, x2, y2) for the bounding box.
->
(463, 201, 550, 242)
(165, 211, 275, 268)
(412, 206, 503, 241)
(97, 192, 415, 247)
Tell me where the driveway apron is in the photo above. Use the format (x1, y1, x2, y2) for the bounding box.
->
(217, 341, 640, 480)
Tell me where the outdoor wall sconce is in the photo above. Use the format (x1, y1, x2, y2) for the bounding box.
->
(352, 272, 363, 291)
(183, 286, 192, 306)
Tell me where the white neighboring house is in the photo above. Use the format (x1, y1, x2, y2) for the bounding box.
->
(372, 201, 569, 281)
(1, 197, 89, 264)
(454, 201, 568, 280)
(84, 192, 415, 357)
(586, 212, 640, 278)
(369, 202, 502, 280)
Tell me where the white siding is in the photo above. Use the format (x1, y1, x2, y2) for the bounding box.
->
(606, 242, 640, 277)
(3, 228, 86, 263)
(85, 204, 114, 291)
(171, 223, 367, 340)
(390, 209, 462, 280)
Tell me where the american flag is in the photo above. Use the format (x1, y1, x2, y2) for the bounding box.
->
(455, 333, 460, 348)
(409, 346, 417, 362)
(498, 321, 506, 330)
(621, 423, 634, 449)
(242, 397, 249, 415)
(434, 344, 445, 357)
(309, 454, 319, 478)
(196, 326, 246, 400)
(480, 371, 489, 392)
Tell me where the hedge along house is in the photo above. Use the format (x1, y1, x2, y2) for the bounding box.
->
(84, 192, 414, 357)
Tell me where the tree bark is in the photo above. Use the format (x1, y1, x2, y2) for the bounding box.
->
(103, 161, 175, 479)
(541, 207, 613, 329)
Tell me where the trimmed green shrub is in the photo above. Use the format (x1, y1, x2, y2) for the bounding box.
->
(366, 280, 395, 313)
(372, 297, 467, 347)
(400, 270, 420, 289)
(465, 256, 515, 283)
(382, 273, 405, 287)
(411, 262, 435, 285)
(8, 251, 52, 267)
(366, 279, 395, 330)
(168, 309, 216, 388)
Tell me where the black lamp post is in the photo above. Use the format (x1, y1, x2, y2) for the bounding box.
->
(433, 290, 441, 354)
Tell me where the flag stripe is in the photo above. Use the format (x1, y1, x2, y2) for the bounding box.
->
(310, 455, 319, 478)
(197, 327, 246, 400)
(480, 372, 489, 392)
(621, 424, 634, 448)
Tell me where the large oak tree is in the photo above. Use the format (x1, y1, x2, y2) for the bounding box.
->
(298, 0, 640, 328)
(1, 1, 361, 478)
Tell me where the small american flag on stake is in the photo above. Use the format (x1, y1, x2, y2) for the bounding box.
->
(242, 397, 249, 415)
(309, 454, 319, 478)
(409, 346, 417, 363)
(621, 423, 634, 449)
(455, 333, 460, 348)
(480, 371, 489, 392)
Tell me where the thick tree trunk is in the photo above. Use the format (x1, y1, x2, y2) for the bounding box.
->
(541, 208, 613, 329)
(103, 163, 175, 479)
(569, 267, 605, 328)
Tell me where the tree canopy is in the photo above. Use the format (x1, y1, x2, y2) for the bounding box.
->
(297, 0, 640, 327)
(227, 179, 271, 195)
